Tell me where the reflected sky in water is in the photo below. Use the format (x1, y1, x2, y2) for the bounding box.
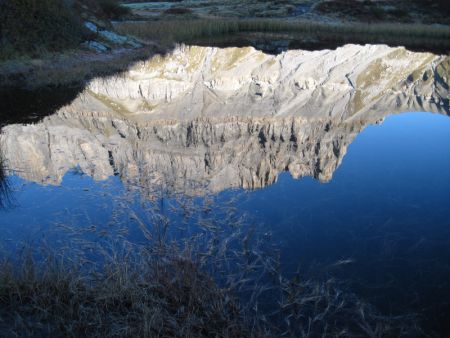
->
(239, 113, 450, 331)
(1, 112, 450, 333)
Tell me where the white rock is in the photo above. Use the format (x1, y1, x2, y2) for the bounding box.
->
(84, 21, 98, 33)
(83, 41, 108, 53)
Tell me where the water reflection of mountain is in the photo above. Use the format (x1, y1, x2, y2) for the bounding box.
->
(1, 112, 368, 193)
(0, 152, 12, 209)
(0, 44, 448, 195)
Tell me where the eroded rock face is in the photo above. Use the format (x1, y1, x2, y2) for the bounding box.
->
(1, 44, 448, 196)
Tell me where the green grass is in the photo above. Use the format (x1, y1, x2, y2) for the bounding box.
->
(116, 18, 450, 52)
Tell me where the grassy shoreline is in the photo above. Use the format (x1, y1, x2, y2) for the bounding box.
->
(117, 18, 450, 54)
(0, 0, 134, 61)
(2, 18, 449, 90)
(0, 0, 155, 90)
(3, 18, 449, 91)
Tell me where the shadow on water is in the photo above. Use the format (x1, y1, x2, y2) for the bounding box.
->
(0, 86, 83, 127)
(0, 43, 175, 126)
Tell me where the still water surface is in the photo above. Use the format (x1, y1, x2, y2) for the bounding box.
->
(1, 112, 450, 333)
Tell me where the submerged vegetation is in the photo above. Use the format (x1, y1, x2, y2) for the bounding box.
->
(117, 18, 450, 53)
(0, 192, 423, 337)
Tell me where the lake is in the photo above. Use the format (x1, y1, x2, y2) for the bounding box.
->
(1, 44, 449, 336)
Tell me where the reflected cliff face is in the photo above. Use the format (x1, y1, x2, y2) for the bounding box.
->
(0, 152, 12, 210)
(0, 112, 367, 195)
(0, 44, 448, 195)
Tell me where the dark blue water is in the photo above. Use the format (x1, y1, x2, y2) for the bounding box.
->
(1, 112, 450, 333)
(239, 112, 450, 332)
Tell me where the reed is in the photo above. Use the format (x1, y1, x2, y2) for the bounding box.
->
(116, 19, 450, 52)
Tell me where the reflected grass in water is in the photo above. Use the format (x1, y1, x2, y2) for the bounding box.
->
(117, 19, 450, 53)
(0, 190, 423, 337)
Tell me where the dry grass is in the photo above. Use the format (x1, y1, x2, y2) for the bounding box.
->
(0, 249, 253, 337)
(0, 193, 261, 337)
(0, 0, 133, 60)
(0, 0, 85, 60)
(0, 190, 424, 337)
(116, 19, 450, 53)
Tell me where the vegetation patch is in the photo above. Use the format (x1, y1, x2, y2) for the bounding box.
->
(0, 0, 133, 61)
(90, 0, 132, 20)
(0, 252, 252, 337)
(87, 89, 133, 116)
(435, 57, 450, 89)
(356, 58, 387, 89)
(0, 0, 86, 60)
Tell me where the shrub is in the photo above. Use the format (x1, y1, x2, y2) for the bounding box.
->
(0, 0, 85, 59)
(97, 0, 131, 19)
